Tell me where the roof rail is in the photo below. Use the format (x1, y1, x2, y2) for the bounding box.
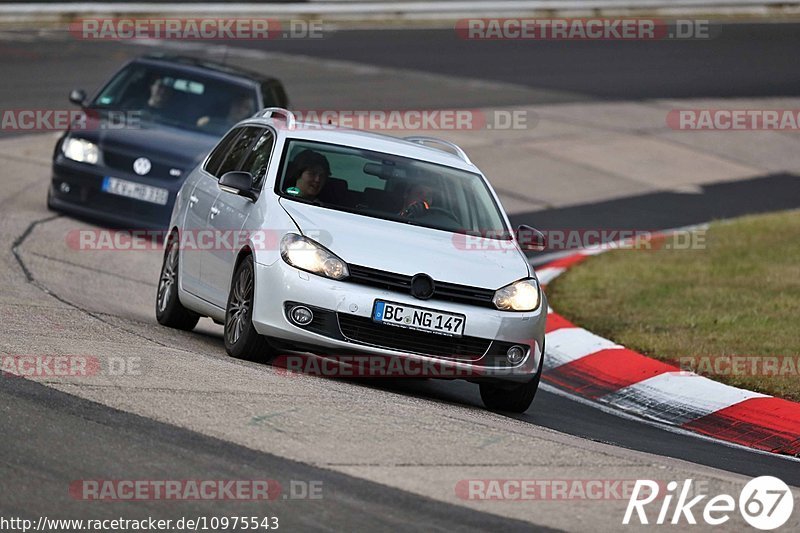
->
(260, 107, 296, 129)
(403, 136, 472, 165)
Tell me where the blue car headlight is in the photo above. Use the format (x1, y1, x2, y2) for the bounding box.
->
(62, 137, 99, 164)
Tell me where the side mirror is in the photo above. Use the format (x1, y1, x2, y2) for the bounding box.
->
(69, 89, 86, 106)
(219, 171, 258, 201)
(516, 224, 547, 252)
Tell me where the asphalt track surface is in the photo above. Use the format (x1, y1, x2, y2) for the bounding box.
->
(228, 23, 800, 102)
(0, 375, 540, 531)
(2, 23, 800, 529)
(2, 23, 800, 116)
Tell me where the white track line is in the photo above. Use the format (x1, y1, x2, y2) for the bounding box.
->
(545, 327, 623, 369)
(540, 382, 800, 467)
(600, 371, 768, 425)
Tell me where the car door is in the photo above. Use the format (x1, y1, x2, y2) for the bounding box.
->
(204, 127, 276, 308)
(200, 126, 262, 309)
(180, 127, 242, 296)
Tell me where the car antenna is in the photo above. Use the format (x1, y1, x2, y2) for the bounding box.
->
(220, 45, 229, 65)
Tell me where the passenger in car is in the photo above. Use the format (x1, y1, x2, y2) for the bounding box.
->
(196, 93, 255, 130)
(286, 149, 331, 200)
(226, 94, 256, 123)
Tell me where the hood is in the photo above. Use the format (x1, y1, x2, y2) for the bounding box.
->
(280, 200, 531, 290)
(71, 113, 219, 169)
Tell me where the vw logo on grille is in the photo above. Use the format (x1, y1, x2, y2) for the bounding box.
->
(410, 273, 435, 300)
(133, 157, 151, 176)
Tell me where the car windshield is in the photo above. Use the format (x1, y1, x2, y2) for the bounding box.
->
(90, 63, 258, 136)
(276, 139, 510, 237)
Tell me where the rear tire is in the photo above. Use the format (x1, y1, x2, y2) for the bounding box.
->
(156, 231, 200, 330)
(224, 257, 273, 361)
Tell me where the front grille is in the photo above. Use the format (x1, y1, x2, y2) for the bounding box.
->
(337, 313, 491, 359)
(103, 150, 180, 179)
(347, 264, 496, 308)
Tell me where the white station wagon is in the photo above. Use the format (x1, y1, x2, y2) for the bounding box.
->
(157, 108, 548, 412)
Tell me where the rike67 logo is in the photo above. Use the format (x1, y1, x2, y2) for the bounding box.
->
(624, 476, 794, 529)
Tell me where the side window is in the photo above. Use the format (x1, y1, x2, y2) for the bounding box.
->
(240, 129, 275, 190)
(204, 127, 242, 177)
(216, 126, 261, 178)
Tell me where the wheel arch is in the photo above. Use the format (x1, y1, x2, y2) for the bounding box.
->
(233, 245, 254, 275)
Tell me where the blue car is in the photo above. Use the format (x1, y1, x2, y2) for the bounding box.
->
(48, 54, 288, 230)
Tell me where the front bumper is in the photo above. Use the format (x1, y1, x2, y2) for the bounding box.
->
(251, 259, 547, 383)
(49, 155, 182, 230)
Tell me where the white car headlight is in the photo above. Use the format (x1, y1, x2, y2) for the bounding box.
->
(62, 137, 99, 164)
(280, 233, 349, 280)
(492, 278, 540, 311)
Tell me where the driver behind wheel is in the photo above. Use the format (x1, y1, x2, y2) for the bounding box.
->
(399, 183, 435, 218)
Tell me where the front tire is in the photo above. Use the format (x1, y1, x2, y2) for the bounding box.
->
(46, 185, 61, 212)
(156, 231, 200, 330)
(224, 257, 273, 361)
(479, 373, 541, 413)
(480, 344, 544, 413)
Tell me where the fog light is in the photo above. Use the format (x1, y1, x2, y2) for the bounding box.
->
(59, 182, 71, 193)
(506, 345, 526, 364)
(289, 305, 313, 326)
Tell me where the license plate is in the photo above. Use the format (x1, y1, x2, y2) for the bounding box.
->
(372, 300, 465, 337)
(102, 177, 169, 205)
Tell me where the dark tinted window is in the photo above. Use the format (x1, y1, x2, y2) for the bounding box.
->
(240, 129, 275, 190)
(91, 63, 257, 136)
(204, 127, 243, 177)
(216, 126, 262, 178)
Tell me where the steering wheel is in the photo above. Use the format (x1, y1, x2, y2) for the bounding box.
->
(408, 205, 460, 224)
